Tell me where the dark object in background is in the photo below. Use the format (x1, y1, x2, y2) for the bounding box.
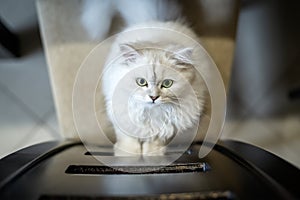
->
(229, 0, 300, 118)
(289, 87, 300, 100)
(0, 19, 20, 57)
(0, 140, 299, 200)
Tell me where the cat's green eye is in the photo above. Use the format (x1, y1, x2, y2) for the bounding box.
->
(161, 79, 173, 88)
(136, 78, 148, 87)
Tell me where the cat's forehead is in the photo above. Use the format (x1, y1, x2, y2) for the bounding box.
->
(131, 50, 184, 81)
(135, 64, 179, 81)
(144, 50, 174, 65)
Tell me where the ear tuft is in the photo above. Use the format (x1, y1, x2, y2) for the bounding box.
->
(119, 43, 141, 63)
(172, 47, 194, 66)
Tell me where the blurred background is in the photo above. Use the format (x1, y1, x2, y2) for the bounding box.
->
(0, 0, 299, 167)
(0, 0, 61, 158)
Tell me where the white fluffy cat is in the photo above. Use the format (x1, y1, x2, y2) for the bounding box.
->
(102, 22, 208, 156)
(83, 0, 209, 156)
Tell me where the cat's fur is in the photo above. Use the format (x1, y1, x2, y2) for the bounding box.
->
(83, 0, 210, 155)
(102, 22, 208, 156)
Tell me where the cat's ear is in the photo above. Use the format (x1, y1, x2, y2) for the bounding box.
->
(171, 47, 194, 67)
(119, 43, 141, 63)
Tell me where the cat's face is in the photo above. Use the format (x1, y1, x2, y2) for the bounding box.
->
(119, 43, 196, 106)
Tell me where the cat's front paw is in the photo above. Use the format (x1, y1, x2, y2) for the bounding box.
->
(114, 141, 142, 156)
(142, 141, 166, 156)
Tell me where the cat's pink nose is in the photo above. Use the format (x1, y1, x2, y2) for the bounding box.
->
(149, 95, 159, 102)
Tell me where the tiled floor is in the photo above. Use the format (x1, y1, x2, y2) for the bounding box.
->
(222, 116, 300, 167)
(0, 51, 62, 158)
(0, 0, 299, 169)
